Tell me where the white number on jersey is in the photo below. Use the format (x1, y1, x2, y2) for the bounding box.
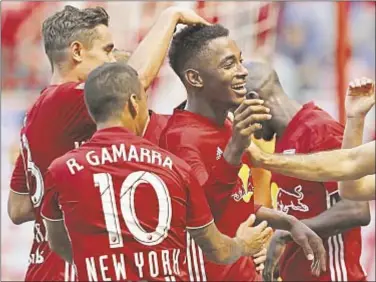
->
(94, 171, 172, 248)
(20, 134, 44, 207)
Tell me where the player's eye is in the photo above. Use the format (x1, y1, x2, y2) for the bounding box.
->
(224, 61, 235, 69)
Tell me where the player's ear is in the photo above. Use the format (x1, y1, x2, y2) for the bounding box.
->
(128, 93, 139, 118)
(185, 69, 203, 88)
(70, 41, 84, 63)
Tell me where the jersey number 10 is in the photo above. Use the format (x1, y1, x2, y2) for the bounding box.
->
(94, 171, 172, 248)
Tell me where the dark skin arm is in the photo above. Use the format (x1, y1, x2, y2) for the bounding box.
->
(255, 207, 327, 276)
(301, 196, 370, 238)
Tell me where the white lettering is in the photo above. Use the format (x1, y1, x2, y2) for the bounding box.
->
(101, 148, 113, 164)
(85, 257, 98, 281)
(140, 148, 151, 164)
(152, 150, 162, 166)
(163, 157, 173, 170)
(161, 250, 172, 276)
(66, 158, 84, 175)
(112, 254, 127, 280)
(149, 251, 159, 278)
(112, 144, 126, 162)
(134, 252, 144, 278)
(87, 151, 100, 166)
(99, 255, 110, 281)
(172, 249, 180, 275)
(128, 145, 139, 162)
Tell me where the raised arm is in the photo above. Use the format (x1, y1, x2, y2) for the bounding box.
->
(127, 7, 210, 90)
(339, 78, 375, 201)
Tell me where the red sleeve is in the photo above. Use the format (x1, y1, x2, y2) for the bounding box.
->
(310, 122, 344, 195)
(40, 169, 63, 221)
(10, 153, 28, 194)
(186, 172, 214, 229)
(167, 145, 241, 218)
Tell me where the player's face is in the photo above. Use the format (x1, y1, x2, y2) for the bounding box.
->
(199, 37, 248, 108)
(79, 24, 116, 80)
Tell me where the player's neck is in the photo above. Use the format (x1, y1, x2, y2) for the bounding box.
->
(185, 97, 228, 126)
(96, 121, 138, 136)
(50, 65, 82, 85)
(267, 94, 302, 138)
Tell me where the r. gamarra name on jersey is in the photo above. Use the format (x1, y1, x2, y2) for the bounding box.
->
(85, 248, 181, 281)
(66, 143, 173, 175)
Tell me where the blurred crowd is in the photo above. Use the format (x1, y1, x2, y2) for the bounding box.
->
(1, 1, 375, 281)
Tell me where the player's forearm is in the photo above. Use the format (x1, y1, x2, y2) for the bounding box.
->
(8, 192, 35, 225)
(339, 174, 376, 201)
(255, 206, 296, 231)
(188, 225, 244, 265)
(339, 117, 368, 198)
(127, 8, 179, 90)
(301, 199, 370, 238)
(258, 150, 357, 182)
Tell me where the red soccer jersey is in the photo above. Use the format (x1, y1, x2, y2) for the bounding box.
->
(40, 127, 213, 281)
(160, 109, 262, 282)
(9, 82, 169, 281)
(272, 102, 367, 282)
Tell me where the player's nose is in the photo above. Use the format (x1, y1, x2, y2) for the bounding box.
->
(237, 63, 248, 78)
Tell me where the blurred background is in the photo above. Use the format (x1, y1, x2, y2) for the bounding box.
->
(1, 1, 375, 281)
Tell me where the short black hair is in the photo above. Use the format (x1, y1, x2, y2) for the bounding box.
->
(42, 5, 109, 66)
(168, 24, 229, 80)
(84, 62, 141, 123)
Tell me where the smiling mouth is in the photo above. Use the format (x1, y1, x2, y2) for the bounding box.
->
(231, 82, 247, 95)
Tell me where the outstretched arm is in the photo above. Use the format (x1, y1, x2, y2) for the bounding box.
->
(248, 141, 375, 182)
(189, 215, 272, 265)
(127, 7, 210, 90)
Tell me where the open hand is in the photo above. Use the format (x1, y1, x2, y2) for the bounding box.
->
(235, 214, 273, 257)
(346, 77, 375, 118)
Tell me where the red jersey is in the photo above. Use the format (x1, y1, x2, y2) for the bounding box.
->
(40, 127, 213, 281)
(272, 102, 366, 281)
(9, 82, 168, 281)
(160, 109, 261, 282)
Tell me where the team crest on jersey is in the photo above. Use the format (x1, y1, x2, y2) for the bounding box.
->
(277, 185, 309, 213)
(231, 164, 253, 203)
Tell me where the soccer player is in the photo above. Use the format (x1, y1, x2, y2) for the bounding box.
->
(242, 62, 371, 282)
(161, 24, 326, 281)
(7, 5, 209, 281)
(248, 78, 375, 201)
(41, 62, 274, 281)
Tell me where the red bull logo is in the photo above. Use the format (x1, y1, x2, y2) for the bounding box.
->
(277, 185, 309, 213)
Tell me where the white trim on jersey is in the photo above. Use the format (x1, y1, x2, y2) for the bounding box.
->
(186, 232, 207, 281)
(9, 187, 30, 195)
(41, 213, 64, 222)
(64, 262, 76, 281)
(326, 191, 348, 281)
(186, 219, 214, 230)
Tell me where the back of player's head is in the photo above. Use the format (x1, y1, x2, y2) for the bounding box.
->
(84, 62, 141, 123)
(168, 24, 229, 81)
(244, 61, 282, 99)
(42, 5, 109, 66)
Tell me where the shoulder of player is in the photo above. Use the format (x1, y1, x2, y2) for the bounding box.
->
(48, 148, 82, 174)
(44, 82, 85, 103)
